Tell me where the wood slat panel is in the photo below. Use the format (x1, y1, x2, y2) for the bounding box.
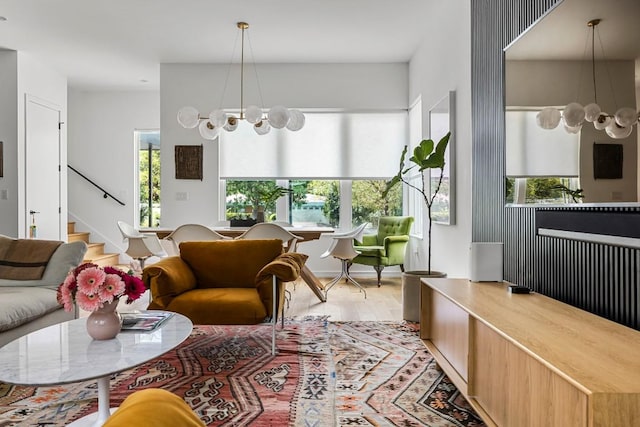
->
(471, 0, 640, 330)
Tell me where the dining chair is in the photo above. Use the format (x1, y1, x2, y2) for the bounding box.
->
(234, 222, 302, 252)
(320, 223, 368, 298)
(116, 221, 167, 268)
(163, 224, 230, 255)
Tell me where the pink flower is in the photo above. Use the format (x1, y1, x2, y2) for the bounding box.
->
(76, 267, 106, 294)
(100, 274, 125, 302)
(59, 280, 75, 311)
(57, 262, 146, 313)
(76, 291, 101, 312)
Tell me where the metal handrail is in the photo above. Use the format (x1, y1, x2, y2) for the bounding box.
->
(68, 165, 125, 206)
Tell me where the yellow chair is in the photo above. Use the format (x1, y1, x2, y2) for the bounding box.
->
(144, 239, 307, 354)
(103, 389, 205, 427)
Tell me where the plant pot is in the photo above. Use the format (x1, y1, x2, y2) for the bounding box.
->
(401, 270, 447, 322)
(230, 218, 257, 227)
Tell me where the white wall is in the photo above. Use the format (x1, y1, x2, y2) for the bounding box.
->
(0, 51, 67, 238)
(68, 90, 159, 255)
(407, 0, 472, 278)
(506, 60, 638, 202)
(17, 53, 68, 239)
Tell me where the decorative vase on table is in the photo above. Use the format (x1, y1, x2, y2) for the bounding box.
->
(86, 299, 122, 340)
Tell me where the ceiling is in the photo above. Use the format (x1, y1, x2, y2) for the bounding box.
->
(0, 0, 432, 91)
(506, 0, 640, 61)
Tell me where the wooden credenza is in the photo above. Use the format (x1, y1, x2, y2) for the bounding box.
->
(420, 278, 640, 427)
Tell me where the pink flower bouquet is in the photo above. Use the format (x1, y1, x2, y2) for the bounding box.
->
(57, 263, 146, 312)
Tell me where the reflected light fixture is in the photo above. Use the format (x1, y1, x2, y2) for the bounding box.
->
(177, 22, 305, 139)
(536, 19, 639, 139)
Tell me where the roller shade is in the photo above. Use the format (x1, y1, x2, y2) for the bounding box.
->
(506, 110, 579, 177)
(219, 111, 407, 179)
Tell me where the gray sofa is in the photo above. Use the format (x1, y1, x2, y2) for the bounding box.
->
(0, 236, 87, 347)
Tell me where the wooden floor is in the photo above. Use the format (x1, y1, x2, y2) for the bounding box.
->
(85, 274, 403, 322)
(285, 275, 403, 321)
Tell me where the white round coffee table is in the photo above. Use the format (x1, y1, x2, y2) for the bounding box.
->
(0, 311, 192, 427)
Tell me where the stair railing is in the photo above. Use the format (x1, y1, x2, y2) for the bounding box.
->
(68, 165, 125, 206)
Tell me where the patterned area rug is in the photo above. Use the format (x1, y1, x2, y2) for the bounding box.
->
(0, 319, 485, 426)
(330, 321, 485, 427)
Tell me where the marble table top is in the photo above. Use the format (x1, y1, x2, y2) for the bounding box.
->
(0, 311, 192, 386)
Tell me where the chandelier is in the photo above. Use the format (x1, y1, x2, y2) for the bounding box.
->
(536, 19, 639, 139)
(177, 22, 305, 139)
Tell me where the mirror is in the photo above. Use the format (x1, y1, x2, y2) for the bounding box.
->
(504, 0, 640, 204)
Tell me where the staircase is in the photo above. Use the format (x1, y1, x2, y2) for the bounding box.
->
(68, 222, 120, 267)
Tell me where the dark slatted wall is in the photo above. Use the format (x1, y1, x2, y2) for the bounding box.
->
(471, 0, 640, 330)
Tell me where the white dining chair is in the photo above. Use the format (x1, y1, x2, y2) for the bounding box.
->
(234, 222, 303, 253)
(116, 221, 167, 268)
(163, 223, 230, 254)
(320, 223, 368, 298)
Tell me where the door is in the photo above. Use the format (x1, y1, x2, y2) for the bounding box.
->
(25, 95, 61, 240)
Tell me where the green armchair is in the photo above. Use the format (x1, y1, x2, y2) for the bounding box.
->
(350, 216, 414, 286)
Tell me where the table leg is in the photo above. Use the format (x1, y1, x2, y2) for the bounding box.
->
(95, 376, 112, 426)
(299, 265, 327, 302)
(68, 375, 116, 427)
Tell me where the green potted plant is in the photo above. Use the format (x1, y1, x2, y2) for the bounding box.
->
(384, 132, 451, 275)
(255, 185, 293, 222)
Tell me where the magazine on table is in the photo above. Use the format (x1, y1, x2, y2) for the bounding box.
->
(120, 311, 174, 332)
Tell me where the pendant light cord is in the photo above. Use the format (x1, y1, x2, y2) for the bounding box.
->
(591, 23, 598, 105)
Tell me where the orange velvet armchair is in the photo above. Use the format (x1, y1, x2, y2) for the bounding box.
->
(143, 239, 307, 325)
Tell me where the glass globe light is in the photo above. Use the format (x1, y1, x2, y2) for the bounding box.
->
(614, 107, 638, 128)
(563, 123, 582, 134)
(584, 103, 601, 122)
(198, 120, 220, 140)
(605, 121, 633, 139)
(593, 113, 612, 130)
(254, 120, 271, 135)
(562, 102, 585, 127)
(177, 106, 200, 129)
(209, 109, 227, 128)
(286, 109, 305, 131)
(224, 115, 238, 132)
(245, 105, 263, 124)
(267, 105, 290, 129)
(536, 107, 561, 129)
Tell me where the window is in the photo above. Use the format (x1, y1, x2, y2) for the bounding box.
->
(290, 180, 339, 227)
(352, 179, 402, 228)
(225, 180, 278, 221)
(224, 179, 341, 227)
(220, 111, 408, 229)
(506, 177, 583, 204)
(136, 130, 161, 227)
(222, 179, 403, 229)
